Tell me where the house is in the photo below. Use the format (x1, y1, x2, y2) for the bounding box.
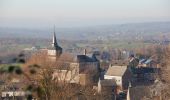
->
(76, 53, 100, 85)
(138, 59, 158, 68)
(104, 65, 132, 91)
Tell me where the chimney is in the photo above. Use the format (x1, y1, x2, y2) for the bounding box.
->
(84, 49, 87, 55)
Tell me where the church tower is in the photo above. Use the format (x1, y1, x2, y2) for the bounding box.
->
(48, 27, 62, 61)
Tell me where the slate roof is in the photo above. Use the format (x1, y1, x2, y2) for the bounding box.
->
(76, 54, 98, 63)
(54, 53, 99, 70)
(131, 67, 160, 74)
(144, 59, 152, 64)
(139, 59, 147, 64)
(48, 32, 62, 51)
(105, 66, 127, 76)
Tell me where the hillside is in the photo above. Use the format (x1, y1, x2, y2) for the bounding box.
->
(0, 22, 170, 41)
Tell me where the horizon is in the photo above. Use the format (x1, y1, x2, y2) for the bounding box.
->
(0, 21, 170, 29)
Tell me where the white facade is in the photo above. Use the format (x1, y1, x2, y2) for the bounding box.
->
(48, 50, 56, 56)
(104, 75, 122, 86)
(2, 91, 25, 97)
(52, 69, 79, 83)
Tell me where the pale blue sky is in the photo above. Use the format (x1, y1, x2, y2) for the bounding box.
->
(0, 0, 170, 28)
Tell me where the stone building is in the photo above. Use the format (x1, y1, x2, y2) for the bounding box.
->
(104, 65, 132, 91)
(53, 52, 100, 85)
(75, 53, 100, 85)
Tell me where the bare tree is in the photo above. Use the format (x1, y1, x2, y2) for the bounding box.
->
(158, 45, 170, 100)
(23, 52, 100, 100)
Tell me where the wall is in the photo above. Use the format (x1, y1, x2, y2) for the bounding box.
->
(122, 69, 132, 90)
(104, 75, 122, 88)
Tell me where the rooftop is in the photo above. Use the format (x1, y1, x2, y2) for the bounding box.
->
(76, 55, 98, 63)
(105, 66, 127, 76)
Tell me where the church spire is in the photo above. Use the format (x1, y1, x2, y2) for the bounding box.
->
(52, 25, 58, 47)
(48, 25, 62, 60)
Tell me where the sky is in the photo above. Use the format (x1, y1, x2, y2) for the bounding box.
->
(0, 0, 170, 28)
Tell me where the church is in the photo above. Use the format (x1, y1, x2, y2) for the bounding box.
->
(48, 29, 100, 85)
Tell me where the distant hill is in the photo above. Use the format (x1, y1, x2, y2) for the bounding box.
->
(0, 22, 170, 40)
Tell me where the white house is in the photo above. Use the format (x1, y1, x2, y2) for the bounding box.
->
(104, 65, 132, 91)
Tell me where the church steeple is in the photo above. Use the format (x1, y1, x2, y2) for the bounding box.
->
(52, 26, 58, 47)
(48, 26, 63, 61)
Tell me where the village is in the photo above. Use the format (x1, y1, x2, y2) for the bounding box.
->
(1, 0, 170, 99)
(0, 31, 166, 100)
